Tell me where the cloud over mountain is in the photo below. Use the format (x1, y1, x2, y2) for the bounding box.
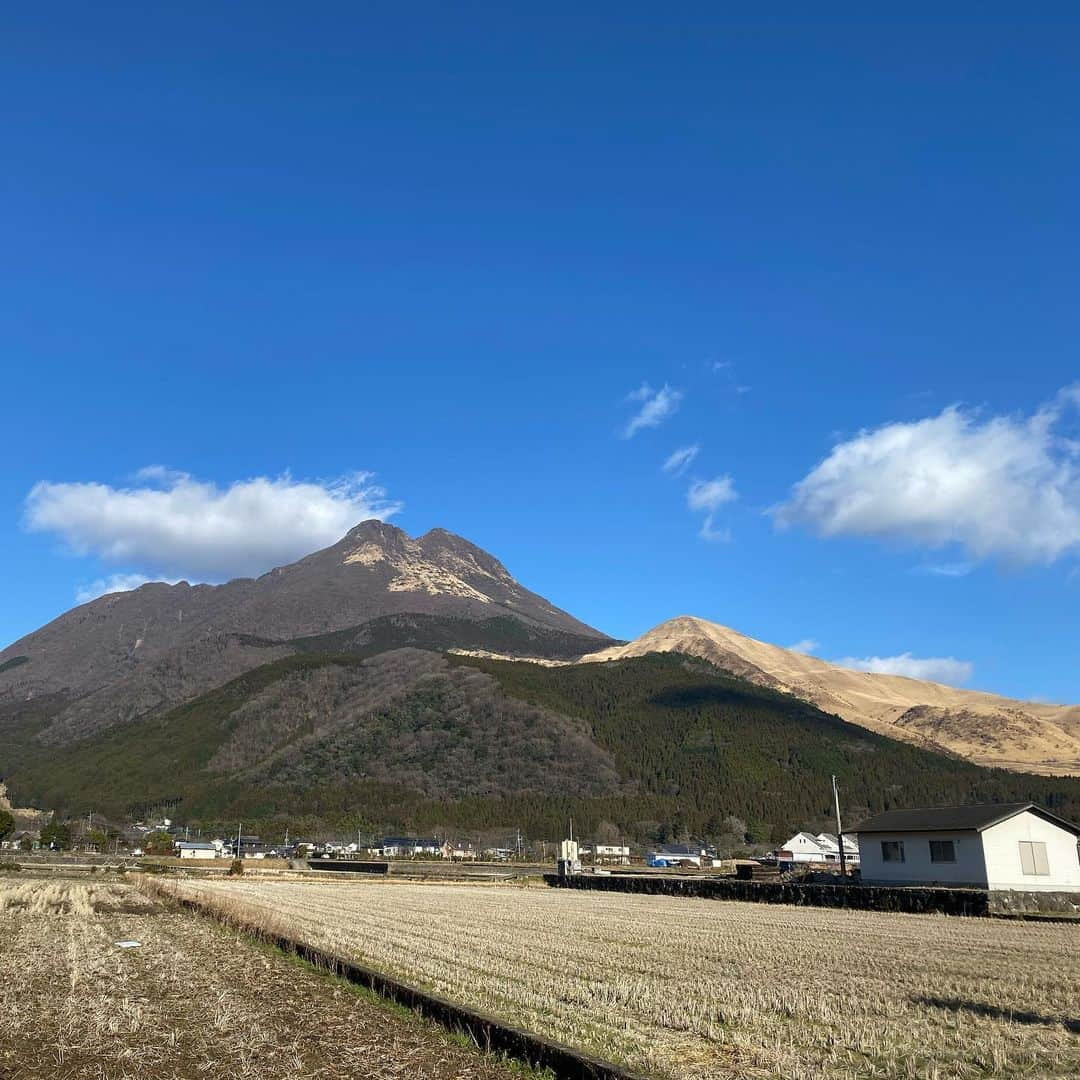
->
(834, 652, 973, 686)
(75, 572, 162, 604)
(26, 469, 401, 582)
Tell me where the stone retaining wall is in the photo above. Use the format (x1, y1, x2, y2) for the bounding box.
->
(545, 872, 991, 916)
(988, 890, 1080, 916)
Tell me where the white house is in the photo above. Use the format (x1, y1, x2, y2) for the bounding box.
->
(779, 832, 859, 865)
(593, 844, 631, 865)
(855, 803, 1080, 892)
(176, 841, 218, 860)
(380, 836, 442, 857)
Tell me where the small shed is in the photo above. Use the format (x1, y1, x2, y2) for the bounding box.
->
(854, 803, 1080, 892)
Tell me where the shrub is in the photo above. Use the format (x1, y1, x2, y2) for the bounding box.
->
(228, 858, 244, 876)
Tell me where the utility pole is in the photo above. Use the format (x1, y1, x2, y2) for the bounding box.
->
(831, 776, 848, 881)
(236, 821, 243, 861)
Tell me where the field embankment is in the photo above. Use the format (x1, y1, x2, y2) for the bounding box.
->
(142, 876, 1080, 1079)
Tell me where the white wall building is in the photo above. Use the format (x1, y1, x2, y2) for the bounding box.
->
(855, 803, 1080, 892)
(593, 844, 631, 865)
(779, 832, 860, 865)
(176, 841, 218, 860)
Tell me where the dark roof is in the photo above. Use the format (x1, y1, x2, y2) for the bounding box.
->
(654, 844, 698, 856)
(853, 802, 1080, 836)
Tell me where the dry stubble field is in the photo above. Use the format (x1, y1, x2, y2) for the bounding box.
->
(0, 876, 524, 1080)
(148, 875, 1080, 1080)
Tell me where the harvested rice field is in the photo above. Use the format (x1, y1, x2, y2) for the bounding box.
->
(0, 876, 525, 1080)
(150, 876, 1080, 1080)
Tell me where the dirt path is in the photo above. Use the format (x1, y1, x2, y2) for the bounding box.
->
(0, 878, 522, 1079)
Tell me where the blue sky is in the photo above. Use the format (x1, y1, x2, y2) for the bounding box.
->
(2, 5, 1078, 702)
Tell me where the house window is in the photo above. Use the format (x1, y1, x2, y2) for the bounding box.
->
(929, 840, 956, 863)
(881, 840, 905, 863)
(1018, 841, 1050, 876)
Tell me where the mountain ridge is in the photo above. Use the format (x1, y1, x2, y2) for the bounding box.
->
(577, 616, 1080, 775)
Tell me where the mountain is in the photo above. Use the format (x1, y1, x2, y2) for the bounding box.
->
(578, 617, 1080, 776)
(4, 526, 1079, 840)
(8, 649, 1080, 841)
(0, 522, 611, 746)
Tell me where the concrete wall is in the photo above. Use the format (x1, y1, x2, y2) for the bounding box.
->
(981, 813, 1080, 892)
(858, 830, 987, 887)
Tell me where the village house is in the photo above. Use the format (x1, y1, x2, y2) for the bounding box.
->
(593, 844, 631, 865)
(646, 844, 703, 867)
(779, 831, 860, 866)
(441, 841, 477, 860)
(855, 803, 1080, 892)
(175, 841, 218, 860)
(380, 836, 441, 857)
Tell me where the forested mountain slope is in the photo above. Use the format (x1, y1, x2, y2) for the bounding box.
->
(7, 650, 1077, 842)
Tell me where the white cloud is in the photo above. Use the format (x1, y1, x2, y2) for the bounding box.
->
(26, 469, 401, 583)
(622, 383, 682, 438)
(75, 573, 168, 604)
(662, 445, 699, 476)
(834, 652, 973, 686)
(133, 464, 188, 485)
(688, 476, 737, 513)
(687, 475, 737, 543)
(698, 517, 731, 543)
(787, 638, 819, 654)
(915, 562, 974, 578)
(775, 385, 1080, 565)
